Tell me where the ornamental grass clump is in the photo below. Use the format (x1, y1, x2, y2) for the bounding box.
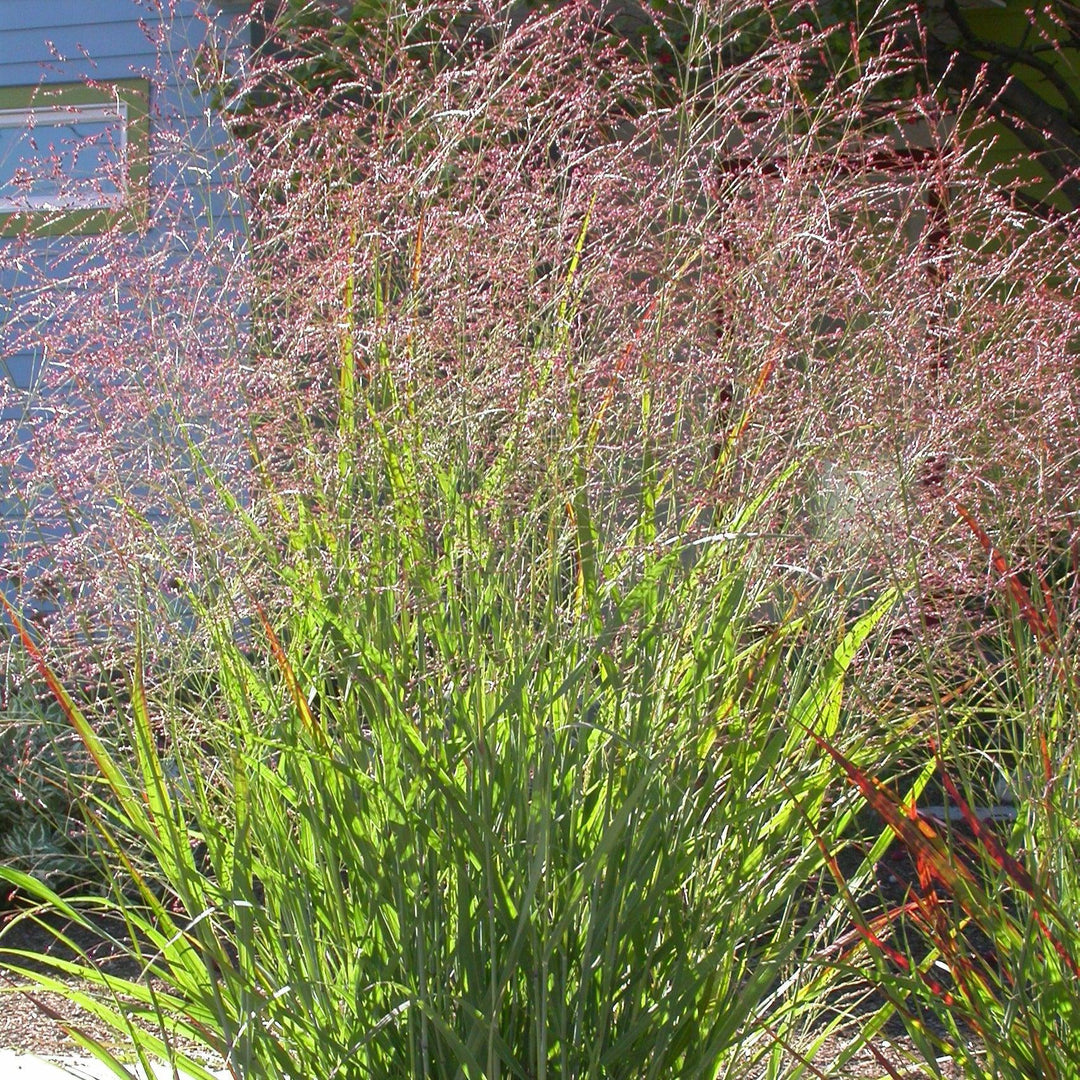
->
(0, 1, 1079, 1076)
(812, 532, 1080, 1079)
(0, 355, 900, 1074)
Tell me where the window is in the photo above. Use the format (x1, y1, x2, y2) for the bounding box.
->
(0, 80, 149, 236)
(0, 101, 128, 209)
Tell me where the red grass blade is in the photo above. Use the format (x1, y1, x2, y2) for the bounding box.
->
(867, 1041, 908, 1080)
(0, 595, 129, 799)
(937, 768, 1036, 898)
(936, 759, 1080, 978)
(803, 726, 978, 897)
(953, 503, 1054, 653)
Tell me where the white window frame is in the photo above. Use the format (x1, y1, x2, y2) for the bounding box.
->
(0, 99, 130, 213)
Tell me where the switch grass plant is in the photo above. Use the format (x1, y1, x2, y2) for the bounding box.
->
(0, 103, 902, 1062)
(809, 555, 1080, 1080)
(0, 2, 1079, 1076)
(0, 359, 900, 1076)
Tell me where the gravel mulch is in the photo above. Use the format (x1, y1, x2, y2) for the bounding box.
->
(0, 914, 134, 1058)
(0, 913, 200, 1063)
(0, 908, 971, 1077)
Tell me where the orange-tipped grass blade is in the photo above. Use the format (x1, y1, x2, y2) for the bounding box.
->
(0, 594, 144, 829)
(256, 605, 327, 750)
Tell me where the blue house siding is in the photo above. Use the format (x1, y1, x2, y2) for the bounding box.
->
(0, 1, 248, 607)
(0, 0, 181, 86)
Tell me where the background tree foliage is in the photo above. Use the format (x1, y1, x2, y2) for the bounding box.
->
(249, 0, 1080, 215)
(925, 0, 1080, 214)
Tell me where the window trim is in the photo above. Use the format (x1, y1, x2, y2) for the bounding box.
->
(0, 79, 150, 237)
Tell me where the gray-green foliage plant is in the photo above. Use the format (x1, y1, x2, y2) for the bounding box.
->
(0, 689, 95, 888)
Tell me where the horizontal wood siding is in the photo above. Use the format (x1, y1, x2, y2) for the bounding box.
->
(0, 1, 246, 583)
(0, 0, 162, 85)
(0, 2, 236, 85)
(0, 0, 153, 27)
(0, 353, 37, 393)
